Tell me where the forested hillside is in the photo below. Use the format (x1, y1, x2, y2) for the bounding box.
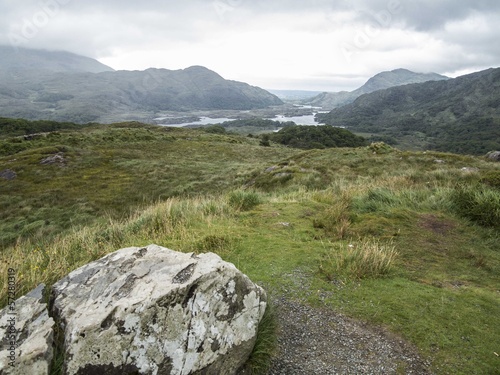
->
(318, 67, 500, 155)
(306, 68, 448, 110)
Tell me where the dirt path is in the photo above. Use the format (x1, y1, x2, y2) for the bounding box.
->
(268, 297, 433, 375)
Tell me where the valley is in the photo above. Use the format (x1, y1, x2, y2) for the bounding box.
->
(152, 104, 325, 130)
(0, 46, 499, 375)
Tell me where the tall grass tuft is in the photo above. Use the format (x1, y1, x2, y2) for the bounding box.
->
(480, 170, 500, 189)
(195, 235, 234, 257)
(451, 184, 500, 228)
(242, 303, 278, 374)
(312, 190, 352, 239)
(352, 188, 400, 213)
(0, 196, 232, 307)
(227, 190, 262, 211)
(320, 239, 398, 280)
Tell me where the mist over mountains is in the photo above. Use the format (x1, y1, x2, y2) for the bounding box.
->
(0, 46, 282, 123)
(0, 46, 115, 74)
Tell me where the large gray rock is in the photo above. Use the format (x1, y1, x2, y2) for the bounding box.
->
(51, 244, 267, 375)
(486, 151, 500, 161)
(0, 284, 54, 375)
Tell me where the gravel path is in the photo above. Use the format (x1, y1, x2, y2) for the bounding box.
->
(268, 297, 433, 375)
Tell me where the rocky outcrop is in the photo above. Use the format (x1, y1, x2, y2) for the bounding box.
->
(40, 153, 65, 166)
(51, 244, 266, 375)
(0, 284, 54, 374)
(0, 246, 266, 375)
(486, 151, 500, 161)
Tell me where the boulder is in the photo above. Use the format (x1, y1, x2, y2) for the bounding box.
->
(0, 169, 16, 181)
(486, 151, 500, 162)
(40, 153, 66, 166)
(0, 284, 54, 375)
(51, 244, 267, 375)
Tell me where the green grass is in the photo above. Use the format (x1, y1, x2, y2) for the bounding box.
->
(228, 190, 262, 211)
(451, 183, 500, 228)
(242, 302, 278, 374)
(1, 122, 500, 374)
(0, 123, 294, 247)
(320, 239, 398, 280)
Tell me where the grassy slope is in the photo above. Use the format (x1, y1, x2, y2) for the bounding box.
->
(0, 122, 294, 247)
(1, 123, 499, 374)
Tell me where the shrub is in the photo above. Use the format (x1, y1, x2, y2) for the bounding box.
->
(271, 125, 366, 149)
(203, 125, 227, 134)
(368, 142, 393, 154)
(259, 134, 271, 147)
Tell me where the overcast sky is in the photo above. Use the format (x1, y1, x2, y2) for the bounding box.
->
(1, 0, 499, 91)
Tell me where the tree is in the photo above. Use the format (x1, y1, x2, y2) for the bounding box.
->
(260, 134, 271, 147)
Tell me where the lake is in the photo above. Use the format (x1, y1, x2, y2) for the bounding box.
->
(267, 113, 325, 125)
(158, 113, 327, 127)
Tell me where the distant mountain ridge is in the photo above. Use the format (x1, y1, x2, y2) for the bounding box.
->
(0, 46, 115, 73)
(0, 47, 282, 123)
(306, 69, 449, 110)
(267, 89, 323, 102)
(317, 67, 500, 155)
(360, 69, 448, 93)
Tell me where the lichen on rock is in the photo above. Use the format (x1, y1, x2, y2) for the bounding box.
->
(0, 284, 54, 375)
(50, 244, 267, 375)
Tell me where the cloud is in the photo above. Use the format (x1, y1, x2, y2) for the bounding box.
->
(321, 0, 500, 31)
(0, 0, 499, 90)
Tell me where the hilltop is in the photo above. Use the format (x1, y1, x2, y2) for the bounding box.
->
(318, 67, 500, 155)
(0, 120, 499, 374)
(306, 68, 448, 110)
(0, 45, 114, 73)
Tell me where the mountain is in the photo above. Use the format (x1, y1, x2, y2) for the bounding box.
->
(357, 68, 448, 93)
(0, 48, 283, 123)
(317, 67, 500, 155)
(306, 69, 449, 110)
(267, 89, 323, 102)
(0, 46, 114, 73)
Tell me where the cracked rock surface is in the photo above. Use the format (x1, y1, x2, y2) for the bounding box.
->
(51, 244, 267, 375)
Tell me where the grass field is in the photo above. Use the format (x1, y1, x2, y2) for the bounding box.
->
(1, 122, 499, 374)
